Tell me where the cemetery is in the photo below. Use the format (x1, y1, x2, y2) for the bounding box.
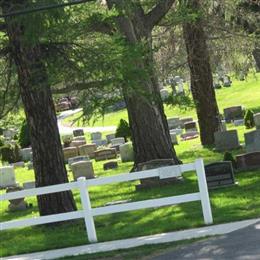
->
(0, 1, 260, 259)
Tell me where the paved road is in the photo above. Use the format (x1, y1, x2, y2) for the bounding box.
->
(57, 109, 116, 134)
(149, 221, 260, 260)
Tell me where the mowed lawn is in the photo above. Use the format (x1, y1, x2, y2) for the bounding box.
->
(1, 123, 260, 257)
(63, 73, 260, 127)
(0, 74, 260, 257)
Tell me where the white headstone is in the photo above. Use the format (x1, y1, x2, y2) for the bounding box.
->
(20, 148, 33, 162)
(160, 88, 169, 100)
(91, 132, 102, 141)
(71, 161, 94, 181)
(170, 133, 178, 145)
(119, 142, 134, 162)
(111, 137, 125, 146)
(0, 166, 16, 188)
(68, 156, 89, 167)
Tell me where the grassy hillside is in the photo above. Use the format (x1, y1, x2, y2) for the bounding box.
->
(63, 73, 260, 127)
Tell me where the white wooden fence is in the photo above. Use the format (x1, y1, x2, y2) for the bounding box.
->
(0, 158, 213, 243)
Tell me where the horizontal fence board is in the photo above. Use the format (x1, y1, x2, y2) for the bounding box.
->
(92, 193, 200, 216)
(1, 210, 83, 230)
(0, 182, 78, 202)
(87, 163, 195, 187)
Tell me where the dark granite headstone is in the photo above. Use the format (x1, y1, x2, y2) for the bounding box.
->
(136, 159, 182, 190)
(236, 152, 260, 171)
(204, 161, 235, 189)
(223, 106, 244, 123)
(73, 129, 84, 137)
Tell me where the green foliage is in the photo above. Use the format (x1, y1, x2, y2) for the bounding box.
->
(18, 120, 31, 148)
(115, 119, 131, 141)
(0, 144, 21, 164)
(0, 136, 4, 146)
(244, 109, 255, 129)
(223, 151, 237, 169)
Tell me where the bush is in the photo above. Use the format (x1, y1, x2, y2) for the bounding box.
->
(115, 119, 131, 142)
(244, 109, 255, 129)
(0, 144, 21, 163)
(223, 151, 237, 169)
(18, 120, 31, 148)
(0, 136, 4, 146)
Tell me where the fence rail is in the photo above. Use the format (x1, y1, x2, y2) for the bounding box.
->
(0, 158, 213, 243)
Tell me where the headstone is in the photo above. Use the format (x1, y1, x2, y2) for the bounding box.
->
(223, 75, 232, 87)
(71, 161, 94, 181)
(214, 130, 240, 151)
(27, 161, 34, 170)
(119, 142, 134, 162)
(236, 152, 260, 170)
(170, 128, 183, 135)
(62, 134, 73, 144)
(95, 148, 117, 161)
(176, 79, 184, 94)
(23, 181, 35, 189)
(3, 129, 16, 139)
(92, 139, 107, 147)
(184, 121, 197, 132)
(245, 130, 260, 153)
(91, 132, 102, 141)
(223, 106, 244, 123)
(170, 133, 178, 145)
(106, 133, 116, 143)
(160, 88, 169, 100)
(63, 147, 78, 162)
(111, 137, 125, 146)
(72, 136, 86, 142)
(103, 161, 118, 171)
(254, 113, 260, 129)
(179, 117, 193, 128)
(167, 117, 181, 130)
(136, 159, 182, 190)
(233, 119, 244, 126)
(181, 131, 199, 140)
(70, 140, 86, 148)
(68, 156, 89, 167)
(6, 186, 27, 211)
(73, 129, 84, 137)
(0, 166, 16, 188)
(20, 148, 33, 162)
(78, 144, 97, 159)
(12, 161, 25, 168)
(205, 161, 235, 189)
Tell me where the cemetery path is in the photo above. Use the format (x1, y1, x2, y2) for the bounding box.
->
(148, 220, 260, 260)
(57, 109, 116, 134)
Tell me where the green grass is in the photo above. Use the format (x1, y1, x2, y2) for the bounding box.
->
(1, 74, 260, 258)
(63, 73, 260, 127)
(1, 128, 260, 257)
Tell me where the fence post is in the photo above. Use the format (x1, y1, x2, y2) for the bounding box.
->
(195, 159, 213, 225)
(77, 177, 97, 243)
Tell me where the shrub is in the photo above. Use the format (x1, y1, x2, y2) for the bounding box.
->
(0, 136, 4, 146)
(223, 151, 237, 169)
(18, 120, 31, 148)
(244, 109, 255, 129)
(115, 119, 131, 142)
(0, 144, 21, 163)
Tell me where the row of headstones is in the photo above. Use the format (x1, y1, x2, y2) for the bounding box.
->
(214, 113, 260, 152)
(205, 151, 260, 189)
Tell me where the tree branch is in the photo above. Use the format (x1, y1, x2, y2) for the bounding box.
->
(145, 0, 176, 30)
(51, 79, 115, 94)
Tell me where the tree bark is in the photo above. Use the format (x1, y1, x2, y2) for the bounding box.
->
(2, 1, 76, 216)
(182, 0, 221, 146)
(253, 47, 260, 72)
(107, 0, 180, 167)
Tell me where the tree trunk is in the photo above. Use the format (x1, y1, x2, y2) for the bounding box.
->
(2, 2, 76, 216)
(253, 47, 260, 72)
(182, 0, 221, 146)
(107, 0, 180, 167)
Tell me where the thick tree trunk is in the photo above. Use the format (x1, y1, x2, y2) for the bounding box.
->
(107, 0, 180, 167)
(253, 47, 260, 72)
(182, 0, 220, 146)
(2, 2, 76, 215)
